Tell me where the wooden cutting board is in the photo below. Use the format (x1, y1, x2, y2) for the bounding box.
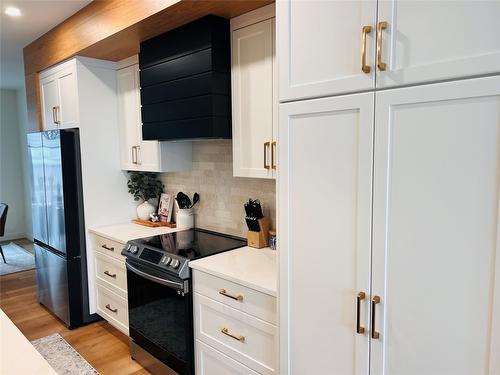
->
(132, 219, 176, 228)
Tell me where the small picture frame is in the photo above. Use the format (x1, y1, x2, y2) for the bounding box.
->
(158, 193, 174, 222)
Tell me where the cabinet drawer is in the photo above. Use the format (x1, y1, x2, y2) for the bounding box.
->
(196, 340, 260, 375)
(193, 270, 276, 324)
(92, 234, 125, 261)
(96, 284, 128, 335)
(95, 252, 127, 297)
(195, 293, 277, 375)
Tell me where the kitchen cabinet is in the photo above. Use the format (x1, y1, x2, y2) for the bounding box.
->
(370, 76, 500, 375)
(279, 92, 374, 375)
(40, 60, 78, 130)
(376, 0, 500, 88)
(231, 5, 277, 179)
(193, 268, 277, 375)
(279, 76, 500, 374)
(92, 233, 129, 335)
(278, 0, 377, 101)
(116, 56, 192, 172)
(278, 0, 500, 101)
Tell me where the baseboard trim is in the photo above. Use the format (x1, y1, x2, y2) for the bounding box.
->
(1, 232, 27, 242)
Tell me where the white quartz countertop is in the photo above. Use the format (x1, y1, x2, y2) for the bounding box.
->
(189, 246, 277, 297)
(88, 222, 186, 244)
(0, 309, 57, 375)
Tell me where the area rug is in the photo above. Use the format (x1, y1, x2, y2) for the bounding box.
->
(32, 333, 100, 375)
(0, 242, 35, 276)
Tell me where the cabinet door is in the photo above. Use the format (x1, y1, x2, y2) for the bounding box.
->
(232, 19, 274, 179)
(278, 0, 377, 101)
(56, 65, 78, 128)
(377, 0, 500, 88)
(40, 75, 59, 130)
(117, 63, 160, 171)
(279, 93, 374, 375)
(371, 76, 500, 375)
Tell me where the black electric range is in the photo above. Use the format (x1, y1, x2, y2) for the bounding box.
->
(121, 228, 247, 375)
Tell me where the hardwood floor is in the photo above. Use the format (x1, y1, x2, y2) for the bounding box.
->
(0, 250, 150, 375)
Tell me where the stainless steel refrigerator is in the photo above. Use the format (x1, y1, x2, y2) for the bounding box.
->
(27, 129, 94, 328)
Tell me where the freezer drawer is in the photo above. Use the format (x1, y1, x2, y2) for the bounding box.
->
(35, 243, 70, 325)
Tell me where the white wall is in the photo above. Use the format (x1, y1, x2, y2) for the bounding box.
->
(0, 89, 28, 240)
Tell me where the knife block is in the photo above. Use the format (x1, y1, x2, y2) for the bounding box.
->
(247, 216, 270, 249)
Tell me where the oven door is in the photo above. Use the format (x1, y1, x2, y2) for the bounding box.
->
(126, 260, 193, 375)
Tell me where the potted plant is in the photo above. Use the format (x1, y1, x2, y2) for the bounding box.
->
(127, 172, 163, 221)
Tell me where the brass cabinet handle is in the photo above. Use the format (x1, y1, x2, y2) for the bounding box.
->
(101, 244, 114, 252)
(271, 141, 277, 170)
(377, 21, 388, 71)
(56, 106, 61, 125)
(105, 304, 117, 313)
(221, 327, 245, 342)
(132, 146, 137, 164)
(356, 292, 366, 334)
(361, 26, 372, 73)
(136, 145, 141, 165)
(264, 142, 271, 169)
(371, 295, 381, 339)
(52, 107, 57, 125)
(104, 270, 116, 278)
(219, 289, 243, 301)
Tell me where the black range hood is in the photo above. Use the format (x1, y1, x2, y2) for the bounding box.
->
(139, 15, 231, 141)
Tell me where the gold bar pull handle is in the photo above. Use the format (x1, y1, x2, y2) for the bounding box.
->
(264, 142, 271, 169)
(52, 106, 57, 125)
(356, 292, 366, 334)
(219, 289, 243, 301)
(221, 327, 245, 342)
(105, 304, 118, 313)
(377, 21, 388, 71)
(361, 26, 372, 73)
(371, 295, 381, 339)
(104, 270, 116, 278)
(101, 244, 114, 252)
(271, 141, 277, 170)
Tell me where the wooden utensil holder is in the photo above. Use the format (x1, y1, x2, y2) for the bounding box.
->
(247, 216, 270, 249)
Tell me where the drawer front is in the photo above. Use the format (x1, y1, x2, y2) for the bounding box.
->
(195, 293, 277, 375)
(193, 270, 276, 324)
(196, 340, 260, 375)
(95, 252, 127, 296)
(92, 234, 125, 261)
(96, 284, 129, 335)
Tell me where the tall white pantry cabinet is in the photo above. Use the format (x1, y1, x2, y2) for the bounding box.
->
(277, 1, 500, 375)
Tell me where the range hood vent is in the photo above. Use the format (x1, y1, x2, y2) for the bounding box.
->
(139, 15, 231, 141)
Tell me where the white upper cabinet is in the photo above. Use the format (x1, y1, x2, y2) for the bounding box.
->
(376, 0, 500, 88)
(371, 76, 500, 375)
(279, 92, 374, 375)
(40, 60, 78, 130)
(231, 5, 277, 179)
(278, 0, 377, 101)
(116, 56, 191, 173)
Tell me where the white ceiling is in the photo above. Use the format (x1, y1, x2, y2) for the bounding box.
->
(0, 0, 92, 89)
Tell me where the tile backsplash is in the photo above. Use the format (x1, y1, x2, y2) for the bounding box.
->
(160, 141, 276, 238)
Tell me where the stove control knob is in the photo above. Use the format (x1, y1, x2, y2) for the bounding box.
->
(164, 256, 172, 266)
(170, 259, 180, 269)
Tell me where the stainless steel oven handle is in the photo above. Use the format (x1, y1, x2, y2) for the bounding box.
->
(125, 261, 185, 291)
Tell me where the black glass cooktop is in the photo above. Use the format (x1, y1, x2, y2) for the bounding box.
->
(132, 228, 246, 261)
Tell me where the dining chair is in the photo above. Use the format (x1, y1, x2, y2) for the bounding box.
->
(0, 203, 8, 263)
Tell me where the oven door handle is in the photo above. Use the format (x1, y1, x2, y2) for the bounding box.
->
(126, 261, 186, 292)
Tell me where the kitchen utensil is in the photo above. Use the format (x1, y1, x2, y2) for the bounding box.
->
(176, 192, 191, 209)
(191, 192, 200, 208)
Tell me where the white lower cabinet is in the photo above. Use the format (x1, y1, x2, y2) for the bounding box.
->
(196, 340, 260, 375)
(279, 75, 500, 375)
(193, 270, 277, 375)
(92, 234, 129, 335)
